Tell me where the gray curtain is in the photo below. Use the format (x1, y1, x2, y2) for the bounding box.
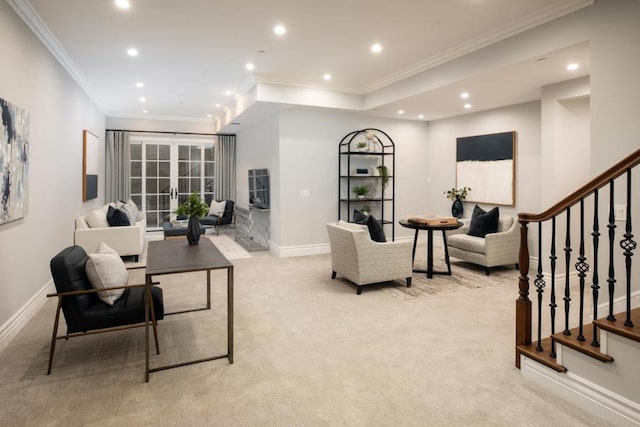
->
(105, 130, 131, 202)
(215, 135, 236, 201)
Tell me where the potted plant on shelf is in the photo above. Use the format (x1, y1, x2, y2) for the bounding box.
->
(361, 205, 371, 215)
(444, 186, 471, 218)
(376, 165, 389, 191)
(174, 192, 209, 245)
(352, 185, 370, 200)
(355, 141, 369, 152)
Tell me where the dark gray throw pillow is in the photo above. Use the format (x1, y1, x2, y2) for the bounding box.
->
(467, 205, 499, 238)
(352, 210, 386, 242)
(107, 205, 131, 227)
(353, 209, 367, 223)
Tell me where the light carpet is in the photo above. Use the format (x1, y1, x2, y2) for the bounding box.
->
(124, 233, 251, 269)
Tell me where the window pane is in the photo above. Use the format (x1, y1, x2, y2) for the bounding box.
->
(191, 163, 200, 176)
(146, 162, 158, 177)
(178, 145, 189, 161)
(131, 178, 142, 194)
(160, 211, 170, 225)
(159, 195, 170, 210)
(204, 193, 213, 204)
(146, 144, 158, 160)
(158, 178, 170, 194)
(204, 178, 214, 191)
(177, 194, 188, 205)
(191, 178, 200, 193)
(130, 161, 142, 177)
(178, 161, 189, 177)
(204, 147, 213, 161)
(146, 178, 157, 194)
(158, 161, 170, 177)
(146, 195, 157, 210)
(158, 145, 170, 160)
(147, 212, 158, 227)
(178, 177, 189, 194)
(190, 146, 201, 161)
(131, 195, 142, 208)
(205, 162, 214, 176)
(130, 144, 142, 161)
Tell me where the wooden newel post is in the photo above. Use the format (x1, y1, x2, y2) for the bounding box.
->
(515, 220, 531, 368)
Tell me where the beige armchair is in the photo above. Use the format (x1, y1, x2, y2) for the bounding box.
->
(326, 221, 413, 295)
(446, 216, 519, 275)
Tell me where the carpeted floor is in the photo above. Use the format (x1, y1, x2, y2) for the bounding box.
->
(0, 243, 607, 426)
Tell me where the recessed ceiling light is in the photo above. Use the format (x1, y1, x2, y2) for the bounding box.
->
(371, 43, 383, 54)
(464, 103, 471, 109)
(206, 114, 212, 118)
(225, 90, 232, 96)
(397, 110, 404, 115)
(245, 63, 255, 71)
(460, 92, 469, 99)
(127, 48, 138, 57)
(115, 0, 130, 9)
(274, 25, 286, 36)
(215, 104, 221, 108)
(139, 97, 146, 103)
(567, 63, 580, 71)
(323, 73, 332, 81)
(135, 82, 144, 88)
(142, 110, 148, 114)
(418, 114, 424, 119)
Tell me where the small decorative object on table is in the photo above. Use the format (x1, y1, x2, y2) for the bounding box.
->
(444, 186, 471, 218)
(174, 192, 209, 245)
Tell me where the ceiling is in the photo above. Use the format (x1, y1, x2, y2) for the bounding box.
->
(14, 0, 593, 129)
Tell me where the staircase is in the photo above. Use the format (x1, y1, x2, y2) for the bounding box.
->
(514, 148, 640, 426)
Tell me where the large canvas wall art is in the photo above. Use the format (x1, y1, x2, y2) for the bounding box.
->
(83, 130, 98, 201)
(456, 131, 516, 206)
(0, 97, 30, 224)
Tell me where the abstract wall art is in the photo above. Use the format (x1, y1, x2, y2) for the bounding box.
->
(83, 130, 98, 201)
(456, 131, 516, 206)
(0, 97, 30, 224)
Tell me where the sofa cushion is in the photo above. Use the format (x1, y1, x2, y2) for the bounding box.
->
(498, 217, 514, 232)
(107, 205, 131, 227)
(85, 242, 128, 305)
(468, 205, 499, 238)
(86, 208, 109, 228)
(448, 234, 487, 254)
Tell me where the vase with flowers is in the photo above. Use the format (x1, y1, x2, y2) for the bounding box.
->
(444, 186, 471, 218)
(174, 192, 209, 245)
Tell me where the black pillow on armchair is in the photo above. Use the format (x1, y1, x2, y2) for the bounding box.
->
(353, 210, 386, 243)
(467, 205, 499, 238)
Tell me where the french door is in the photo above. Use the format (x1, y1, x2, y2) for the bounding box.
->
(129, 139, 215, 229)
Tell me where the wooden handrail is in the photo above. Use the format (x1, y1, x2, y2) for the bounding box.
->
(519, 148, 640, 223)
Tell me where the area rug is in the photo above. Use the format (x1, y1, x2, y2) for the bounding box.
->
(380, 259, 519, 301)
(124, 234, 251, 269)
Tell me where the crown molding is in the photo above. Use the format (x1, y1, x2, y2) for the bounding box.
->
(365, 0, 594, 93)
(6, 0, 104, 110)
(107, 112, 216, 124)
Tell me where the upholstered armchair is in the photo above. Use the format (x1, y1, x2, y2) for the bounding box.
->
(326, 221, 413, 295)
(445, 216, 519, 275)
(200, 200, 235, 235)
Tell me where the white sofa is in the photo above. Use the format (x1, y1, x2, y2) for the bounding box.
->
(74, 204, 146, 260)
(326, 220, 413, 295)
(445, 216, 519, 275)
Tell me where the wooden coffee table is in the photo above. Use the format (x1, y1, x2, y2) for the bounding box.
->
(144, 238, 233, 381)
(399, 219, 463, 279)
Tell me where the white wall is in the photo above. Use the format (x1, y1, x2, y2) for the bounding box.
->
(106, 117, 216, 135)
(0, 3, 105, 331)
(426, 101, 542, 220)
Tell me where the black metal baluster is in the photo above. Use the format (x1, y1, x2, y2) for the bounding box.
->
(591, 189, 600, 347)
(620, 170, 636, 327)
(607, 180, 617, 321)
(535, 222, 546, 352)
(575, 199, 589, 341)
(563, 208, 572, 336)
(549, 217, 558, 358)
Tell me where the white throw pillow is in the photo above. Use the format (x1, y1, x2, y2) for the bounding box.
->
(209, 200, 226, 216)
(117, 201, 136, 226)
(85, 242, 128, 305)
(126, 199, 142, 222)
(85, 208, 110, 228)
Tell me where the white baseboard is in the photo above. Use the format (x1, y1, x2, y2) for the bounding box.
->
(521, 355, 640, 426)
(271, 242, 330, 258)
(596, 290, 640, 316)
(0, 280, 53, 354)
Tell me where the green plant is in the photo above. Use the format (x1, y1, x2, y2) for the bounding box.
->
(376, 165, 389, 190)
(352, 185, 370, 197)
(174, 192, 209, 218)
(444, 186, 471, 201)
(355, 141, 368, 150)
(361, 205, 371, 214)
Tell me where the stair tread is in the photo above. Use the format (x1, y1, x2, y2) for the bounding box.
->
(593, 307, 640, 343)
(552, 327, 614, 363)
(516, 337, 567, 373)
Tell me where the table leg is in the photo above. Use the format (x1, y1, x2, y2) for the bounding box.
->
(207, 270, 211, 310)
(442, 230, 452, 275)
(144, 274, 151, 382)
(228, 266, 234, 364)
(411, 229, 419, 265)
(427, 229, 434, 279)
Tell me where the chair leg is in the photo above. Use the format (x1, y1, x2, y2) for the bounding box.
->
(356, 286, 362, 295)
(331, 271, 336, 279)
(149, 290, 160, 355)
(47, 299, 63, 375)
(515, 263, 519, 270)
(134, 255, 139, 263)
(485, 267, 491, 276)
(406, 277, 412, 288)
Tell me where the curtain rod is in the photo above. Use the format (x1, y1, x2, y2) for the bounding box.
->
(105, 129, 235, 137)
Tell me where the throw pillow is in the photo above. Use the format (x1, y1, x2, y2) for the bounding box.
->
(467, 205, 500, 238)
(85, 208, 110, 228)
(107, 205, 131, 227)
(117, 202, 137, 226)
(365, 215, 387, 242)
(352, 209, 367, 223)
(85, 242, 128, 305)
(125, 199, 142, 222)
(209, 200, 226, 217)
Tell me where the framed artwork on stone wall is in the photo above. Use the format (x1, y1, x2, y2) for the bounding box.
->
(456, 131, 516, 206)
(83, 129, 98, 201)
(0, 97, 30, 224)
